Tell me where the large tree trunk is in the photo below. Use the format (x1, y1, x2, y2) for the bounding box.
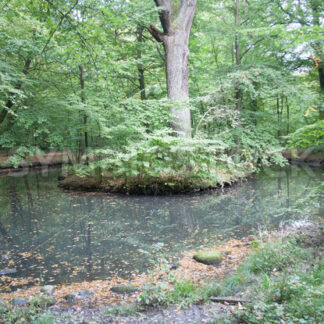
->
(149, 0, 197, 137)
(164, 30, 192, 136)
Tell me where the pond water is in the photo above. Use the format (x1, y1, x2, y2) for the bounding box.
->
(0, 165, 323, 289)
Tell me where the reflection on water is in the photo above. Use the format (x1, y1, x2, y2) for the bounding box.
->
(0, 166, 322, 288)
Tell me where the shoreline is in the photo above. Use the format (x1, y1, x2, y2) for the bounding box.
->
(0, 236, 253, 307)
(1, 220, 322, 323)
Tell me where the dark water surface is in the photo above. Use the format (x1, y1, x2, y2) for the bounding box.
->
(0, 165, 323, 288)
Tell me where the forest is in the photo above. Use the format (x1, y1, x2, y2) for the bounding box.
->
(0, 0, 323, 191)
(0, 0, 323, 323)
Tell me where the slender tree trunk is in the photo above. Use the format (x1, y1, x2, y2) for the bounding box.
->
(79, 65, 89, 164)
(234, 0, 243, 110)
(137, 25, 147, 100)
(0, 58, 32, 127)
(149, 0, 197, 137)
(286, 96, 290, 135)
(277, 96, 281, 139)
(318, 63, 324, 120)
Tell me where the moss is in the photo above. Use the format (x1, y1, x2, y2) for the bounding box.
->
(110, 285, 138, 294)
(193, 249, 222, 265)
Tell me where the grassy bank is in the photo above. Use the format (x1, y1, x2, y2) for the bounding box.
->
(213, 224, 324, 323)
(105, 223, 324, 323)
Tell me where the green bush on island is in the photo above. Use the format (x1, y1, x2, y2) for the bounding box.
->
(62, 126, 287, 194)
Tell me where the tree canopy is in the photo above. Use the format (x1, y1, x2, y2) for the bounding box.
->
(0, 0, 323, 188)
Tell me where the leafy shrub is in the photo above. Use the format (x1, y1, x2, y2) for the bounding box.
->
(71, 129, 248, 194)
(1, 306, 55, 324)
(248, 240, 306, 273)
(137, 282, 170, 307)
(202, 281, 222, 298)
(169, 280, 196, 306)
(286, 120, 324, 150)
(138, 279, 198, 308)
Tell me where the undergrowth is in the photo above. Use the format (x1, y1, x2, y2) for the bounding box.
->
(217, 229, 324, 323)
(62, 127, 287, 194)
(125, 226, 324, 324)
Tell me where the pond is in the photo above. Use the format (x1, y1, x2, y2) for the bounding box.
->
(0, 165, 323, 290)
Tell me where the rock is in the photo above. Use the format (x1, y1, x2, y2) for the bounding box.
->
(64, 293, 78, 302)
(40, 285, 55, 296)
(64, 290, 94, 302)
(110, 284, 138, 294)
(0, 299, 9, 314)
(169, 262, 180, 270)
(0, 268, 17, 275)
(193, 249, 222, 265)
(11, 297, 29, 306)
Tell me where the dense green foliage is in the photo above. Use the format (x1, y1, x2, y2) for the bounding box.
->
(0, 0, 323, 188)
(286, 120, 324, 150)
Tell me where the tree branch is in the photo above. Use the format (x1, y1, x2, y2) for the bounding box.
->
(148, 25, 165, 43)
(42, 0, 79, 55)
(153, 0, 173, 35)
(175, 0, 197, 31)
(240, 37, 265, 59)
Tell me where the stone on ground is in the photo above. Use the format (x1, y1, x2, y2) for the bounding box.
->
(193, 249, 222, 265)
(110, 284, 138, 294)
(41, 285, 56, 296)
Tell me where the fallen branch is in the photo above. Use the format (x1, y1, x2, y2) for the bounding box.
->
(210, 296, 251, 304)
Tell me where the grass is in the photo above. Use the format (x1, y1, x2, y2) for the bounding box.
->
(214, 230, 324, 323)
(0, 307, 55, 324)
(104, 303, 138, 316)
(0, 295, 56, 323)
(134, 225, 324, 323)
